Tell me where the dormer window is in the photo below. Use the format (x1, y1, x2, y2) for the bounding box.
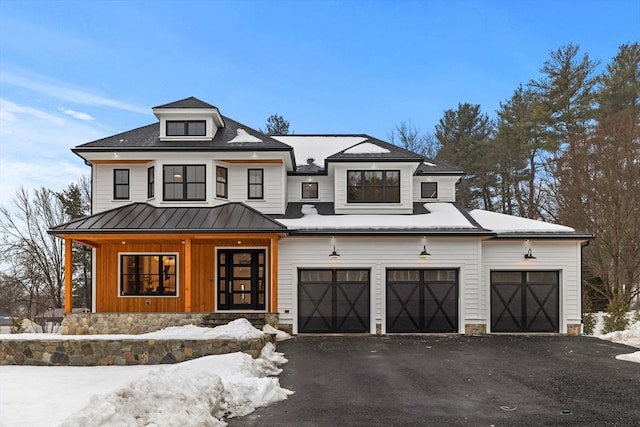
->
(166, 120, 206, 137)
(347, 170, 400, 203)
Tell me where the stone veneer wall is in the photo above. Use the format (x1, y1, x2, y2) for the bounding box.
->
(61, 313, 206, 335)
(0, 335, 273, 366)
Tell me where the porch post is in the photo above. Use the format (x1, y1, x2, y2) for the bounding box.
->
(64, 238, 73, 313)
(270, 236, 279, 312)
(184, 238, 192, 312)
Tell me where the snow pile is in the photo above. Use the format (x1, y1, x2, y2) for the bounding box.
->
(0, 324, 293, 427)
(227, 128, 263, 143)
(597, 320, 640, 363)
(343, 142, 390, 154)
(263, 324, 293, 341)
(144, 318, 265, 340)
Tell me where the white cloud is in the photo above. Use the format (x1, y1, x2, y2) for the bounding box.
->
(58, 107, 95, 121)
(0, 68, 149, 115)
(0, 98, 64, 125)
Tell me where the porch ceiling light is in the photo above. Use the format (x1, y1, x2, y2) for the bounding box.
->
(524, 249, 536, 260)
(419, 245, 431, 259)
(329, 246, 340, 259)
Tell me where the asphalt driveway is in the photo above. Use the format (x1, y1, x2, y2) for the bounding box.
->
(230, 335, 640, 426)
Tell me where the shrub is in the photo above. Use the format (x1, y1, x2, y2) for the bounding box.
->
(602, 298, 630, 334)
(10, 314, 25, 334)
(581, 289, 596, 335)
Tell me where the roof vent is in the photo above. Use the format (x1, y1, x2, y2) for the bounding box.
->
(307, 158, 315, 165)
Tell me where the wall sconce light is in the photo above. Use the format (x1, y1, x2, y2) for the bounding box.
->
(524, 249, 536, 260)
(419, 245, 431, 259)
(329, 246, 340, 258)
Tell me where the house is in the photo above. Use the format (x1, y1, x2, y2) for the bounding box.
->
(50, 97, 591, 335)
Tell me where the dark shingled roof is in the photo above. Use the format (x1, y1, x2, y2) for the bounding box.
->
(153, 96, 217, 109)
(415, 158, 464, 175)
(49, 203, 286, 234)
(326, 136, 424, 162)
(73, 115, 293, 152)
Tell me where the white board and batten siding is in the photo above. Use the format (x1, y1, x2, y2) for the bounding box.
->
(286, 175, 335, 202)
(412, 175, 458, 203)
(277, 236, 482, 334)
(93, 164, 151, 213)
(227, 163, 286, 215)
(481, 240, 582, 334)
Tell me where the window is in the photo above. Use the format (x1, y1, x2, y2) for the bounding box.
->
(147, 166, 155, 198)
(113, 169, 130, 200)
(216, 166, 228, 198)
(166, 120, 206, 136)
(302, 182, 318, 199)
(248, 169, 263, 199)
(120, 254, 177, 296)
(163, 165, 206, 201)
(421, 182, 438, 199)
(347, 170, 400, 203)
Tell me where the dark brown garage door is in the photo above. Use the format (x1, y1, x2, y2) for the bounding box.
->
(298, 269, 370, 333)
(386, 269, 458, 333)
(491, 271, 559, 332)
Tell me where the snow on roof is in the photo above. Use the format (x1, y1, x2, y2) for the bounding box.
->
(343, 142, 390, 154)
(423, 161, 436, 167)
(278, 202, 474, 230)
(273, 135, 367, 166)
(228, 128, 263, 143)
(469, 209, 575, 232)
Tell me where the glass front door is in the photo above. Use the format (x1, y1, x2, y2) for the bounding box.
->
(217, 249, 266, 310)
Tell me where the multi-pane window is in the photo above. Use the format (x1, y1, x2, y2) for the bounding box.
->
(421, 182, 438, 199)
(163, 165, 206, 201)
(248, 169, 264, 199)
(166, 120, 206, 136)
(216, 166, 228, 198)
(302, 182, 318, 199)
(113, 169, 130, 200)
(347, 170, 400, 203)
(120, 254, 177, 296)
(147, 166, 155, 198)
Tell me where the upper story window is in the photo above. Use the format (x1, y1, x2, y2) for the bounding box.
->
(166, 120, 206, 136)
(421, 182, 438, 199)
(248, 169, 264, 199)
(216, 166, 228, 198)
(302, 182, 318, 199)
(120, 254, 177, 296)
(147, 166, 155, 198)
(163, 165, 206, 201)
(113, 169, 130, 200)
(347, 170, 400, 203)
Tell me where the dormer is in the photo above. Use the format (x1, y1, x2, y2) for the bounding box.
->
(152, 96, 225, 141)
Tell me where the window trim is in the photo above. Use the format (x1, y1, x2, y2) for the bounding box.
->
(421, 182, 438, 199)
(166, 120, 206, 137)
(247, 169, 264, 200)
(113, 169, 130, 200)
(162, 164, 206, 201)
(119, 253, 179, 298)
(216, 166, 228, 199)
(301, 182, 319, 199)
(347, 169, 400, 203)
(147, 166, 155, 199)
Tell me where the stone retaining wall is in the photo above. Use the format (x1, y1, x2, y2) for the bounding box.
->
(61, 313, 207, 335)
(0, 335, 273, 366)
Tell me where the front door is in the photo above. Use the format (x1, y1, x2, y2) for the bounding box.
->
(217, 249, 266, 310)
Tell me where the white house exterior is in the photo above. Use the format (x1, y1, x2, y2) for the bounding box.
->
(51, 97, 591, 335)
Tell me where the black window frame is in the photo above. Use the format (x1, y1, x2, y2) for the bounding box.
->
(163, 164, 206, 201)
(301, 182, 319, 199)
(113, 169, 130, 200)
(166, 120, 206, 137)
(147, 166, 155, 199)
(216, 166, 228, 198)
(248, 169, 264, 200)
(120, 253, 178, 297)
(347, 170, 400, 203)
(421, 182, 438, 199)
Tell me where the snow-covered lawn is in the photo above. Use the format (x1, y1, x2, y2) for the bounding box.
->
(0, 319, 293, 427)
(591, 311, 640, 364)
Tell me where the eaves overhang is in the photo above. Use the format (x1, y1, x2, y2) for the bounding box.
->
(286, 229, 497, 237)
(488, 232, 594, 240)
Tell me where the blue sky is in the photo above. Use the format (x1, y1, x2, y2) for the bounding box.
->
(0, 0, 638, 203)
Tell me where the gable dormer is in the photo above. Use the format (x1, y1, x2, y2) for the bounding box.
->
(152, 97, 225, 141)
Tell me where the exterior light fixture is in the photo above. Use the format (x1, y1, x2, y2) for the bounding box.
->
(329, 246, 340, 258)
(419, 245, 431, 259)
(524, 249, 536, 260)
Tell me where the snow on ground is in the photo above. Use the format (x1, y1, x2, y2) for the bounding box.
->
(591, 311, 640, 364)
(0, 319, 293, 427)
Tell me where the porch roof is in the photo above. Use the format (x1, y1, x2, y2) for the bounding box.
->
(49, 202, 287, 235)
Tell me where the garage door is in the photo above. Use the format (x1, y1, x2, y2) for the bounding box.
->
(298, 269, 370, 333)
(386, 269, 458, 333)
(491, 271, 559, 332)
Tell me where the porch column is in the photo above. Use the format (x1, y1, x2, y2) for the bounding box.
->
(184, 238, 192, 312)
(270, 236, 279, 312)
(64, 238, 73, 313)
